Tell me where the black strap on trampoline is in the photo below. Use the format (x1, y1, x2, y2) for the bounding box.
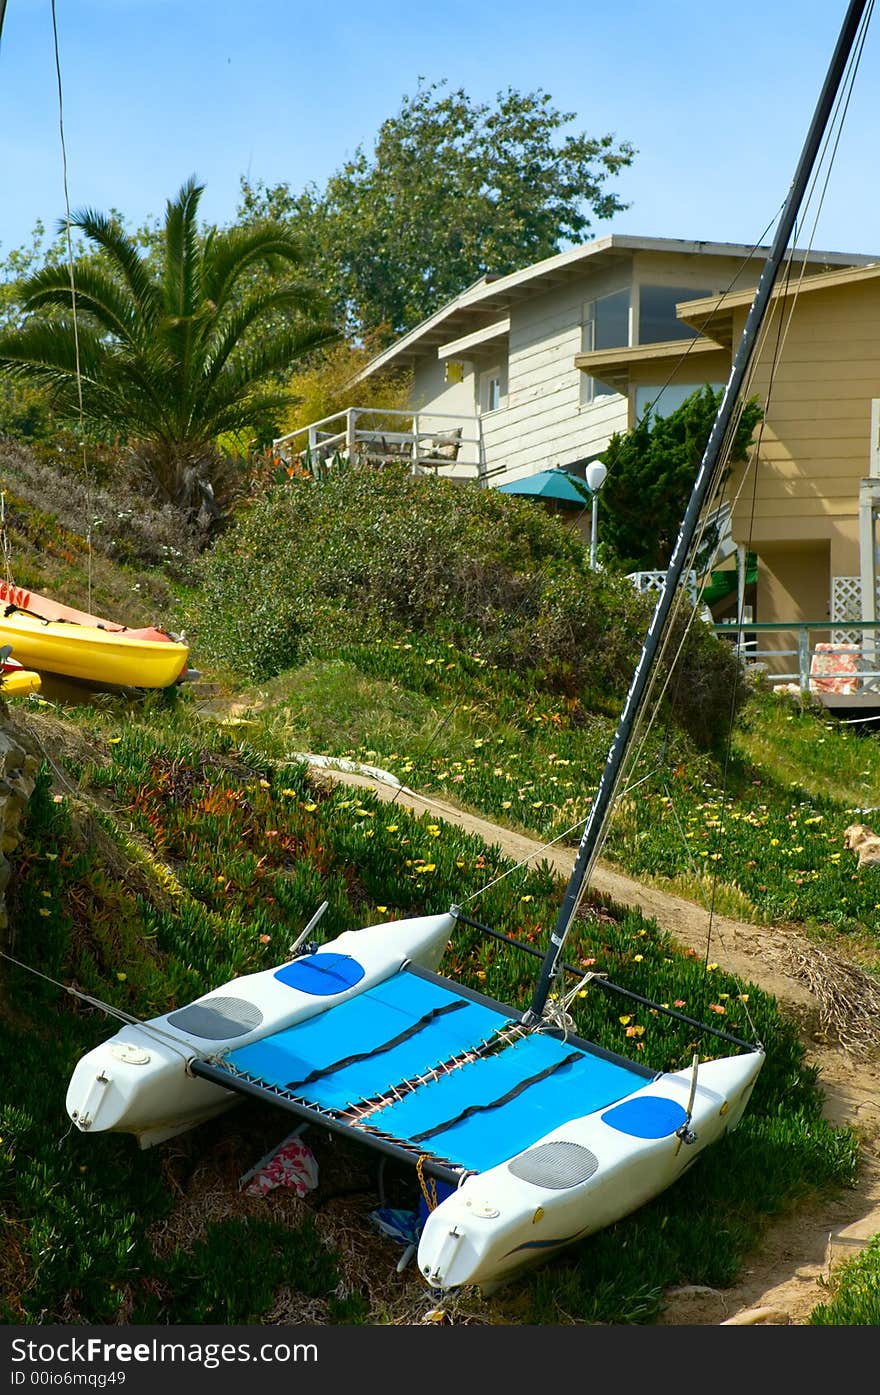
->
(284, 998, 470, 1092)
(409, 1049, 582, 1144)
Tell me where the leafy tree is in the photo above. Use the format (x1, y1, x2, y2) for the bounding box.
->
(0, 221, 74, 440)
(0, 178, 336, 522)
(597, 386, 763, 572)
(240, 81, 635, 343)
(277, 334, 413, 444)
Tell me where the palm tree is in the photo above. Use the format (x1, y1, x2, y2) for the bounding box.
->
(0, 176, 336, 520)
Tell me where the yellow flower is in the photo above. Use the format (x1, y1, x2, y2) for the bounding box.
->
(303, 802, 317, 812)
(520, 895, 533, 903)
(707, 963, 719, 971)
(280, 788, 297, 796)
(116, 972, 127, 981)
(502, 800, 512, 809)
(633, 953, 644, 962)
(376, 906, 387, 913)
(108, 736, 122, 745)
(619, 1015, 632, 1026)
(427, 825, 441, 837)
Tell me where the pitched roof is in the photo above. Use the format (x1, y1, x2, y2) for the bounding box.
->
(355, 234, 876, 381)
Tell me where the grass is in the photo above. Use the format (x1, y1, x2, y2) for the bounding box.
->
(0, 452, 876, 1325)
(205, 659, 880, 956)
(809, 1235, 880, 1325)
(0, 692, 864, 1325)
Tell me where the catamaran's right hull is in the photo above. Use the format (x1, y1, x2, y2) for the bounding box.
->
(417, 1049, 764, 1292)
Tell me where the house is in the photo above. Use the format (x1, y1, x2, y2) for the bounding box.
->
(273, 233, 879, 666)
(582, 262, 880, 671)
(343, 234, 871, 486)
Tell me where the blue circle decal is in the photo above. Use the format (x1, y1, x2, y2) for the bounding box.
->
(274, 953, 365, 995)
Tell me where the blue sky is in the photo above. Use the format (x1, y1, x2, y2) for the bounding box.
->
(0, 0, 877, 261)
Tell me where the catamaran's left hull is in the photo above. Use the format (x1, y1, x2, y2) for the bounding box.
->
(66, 911, 457, 1147)
(416, 1048, 764, 1292)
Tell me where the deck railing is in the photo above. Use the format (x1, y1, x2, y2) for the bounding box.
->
(272, 407, 489, 481)
(713, 619, 880, 697)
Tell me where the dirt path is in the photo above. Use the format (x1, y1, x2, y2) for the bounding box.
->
(307, 763, 880, 1326)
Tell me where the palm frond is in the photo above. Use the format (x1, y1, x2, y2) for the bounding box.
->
(20, 262, 143, 344)
(62, 207, 161, 322)
(201, 222, 311, 309)
(202, 284, 337, 391)
(162, 176, 204, 319)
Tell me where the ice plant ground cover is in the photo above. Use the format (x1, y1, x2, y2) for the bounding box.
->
(0, 690, 863, 1325)
(0, 452, 877, 1323)
(224, 646, 880, 957)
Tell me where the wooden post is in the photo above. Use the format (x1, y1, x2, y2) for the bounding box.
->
(798, 628, 811, 693)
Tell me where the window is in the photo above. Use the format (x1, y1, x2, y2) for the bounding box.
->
(480, 366, 503, 413)
(581, 289, 630, 404)
(638, 285, 713, 344)
(635, 382, 724, 425)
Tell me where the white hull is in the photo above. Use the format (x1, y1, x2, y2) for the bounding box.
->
(417, 1049, 764, 1291)
(66, 911, 456, 1146)
(66, 907, 765, 1295)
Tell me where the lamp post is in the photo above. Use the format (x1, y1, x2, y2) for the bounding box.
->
(585, 461, 608, 570)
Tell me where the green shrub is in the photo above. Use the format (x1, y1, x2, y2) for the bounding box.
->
(191, 468, 744, 749)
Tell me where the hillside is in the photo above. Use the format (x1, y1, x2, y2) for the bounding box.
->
(1, 442, 878, 1326)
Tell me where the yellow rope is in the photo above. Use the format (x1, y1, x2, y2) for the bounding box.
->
(416, 1154, 438, 1212)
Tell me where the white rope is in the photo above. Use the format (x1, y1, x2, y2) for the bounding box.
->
(0, 946, 193, 1061)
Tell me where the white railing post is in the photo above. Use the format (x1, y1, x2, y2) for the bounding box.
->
(798, 629, 811, 693)
(412, 412, 420, 474)
(346, 409, 357, 461)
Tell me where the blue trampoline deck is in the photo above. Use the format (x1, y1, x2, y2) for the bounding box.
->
(215, 968, 649, 1174)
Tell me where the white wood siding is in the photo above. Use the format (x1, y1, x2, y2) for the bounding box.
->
(408, 250, 790, 485)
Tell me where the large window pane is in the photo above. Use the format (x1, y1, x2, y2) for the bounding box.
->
(582, 289, 629, 403)
(639, 285, 712, 344)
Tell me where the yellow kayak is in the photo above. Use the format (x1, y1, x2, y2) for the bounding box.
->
(0, 611, 189, 689)
(1, 665, 41, 696)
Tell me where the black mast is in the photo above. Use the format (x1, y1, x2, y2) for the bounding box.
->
(526, 0, 871, 1023)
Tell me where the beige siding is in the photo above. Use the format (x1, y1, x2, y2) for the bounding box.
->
(728, 281, 880, 551)
(717, 280, 880, 623)
(406, 249, 769, 483)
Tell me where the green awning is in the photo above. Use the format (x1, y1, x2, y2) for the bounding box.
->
(702, 553, 757, 607)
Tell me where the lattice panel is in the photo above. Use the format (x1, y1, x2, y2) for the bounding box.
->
(627, 570, 698, 605)
(831, 576, 880, 645)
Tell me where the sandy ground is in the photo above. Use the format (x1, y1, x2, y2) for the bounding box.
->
(304, 763, 880, 1326)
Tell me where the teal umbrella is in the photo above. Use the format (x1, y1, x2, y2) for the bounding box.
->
(497, 468, 593, 507)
